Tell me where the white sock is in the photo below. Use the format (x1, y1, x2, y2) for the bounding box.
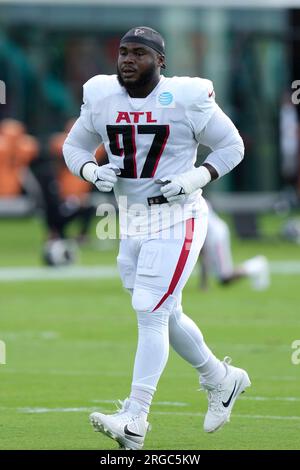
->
(196, 355, 226, 385)
(130, 385, 154, 417)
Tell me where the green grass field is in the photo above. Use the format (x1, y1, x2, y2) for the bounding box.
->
(0, 216, 300, 450)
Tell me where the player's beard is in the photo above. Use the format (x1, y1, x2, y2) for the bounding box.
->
(117, 63, 157, 92)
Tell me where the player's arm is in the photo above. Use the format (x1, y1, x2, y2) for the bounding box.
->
(63, 86, 120, 192)
(63, 117, 101, 178)
(197, 106, 245, 181)
(160, 106, 244, 202)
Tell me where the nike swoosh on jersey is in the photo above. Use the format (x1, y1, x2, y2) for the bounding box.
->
(208, 90, 214, 98)
(124, 424, 143, 438)
(222, 381, 237, 408)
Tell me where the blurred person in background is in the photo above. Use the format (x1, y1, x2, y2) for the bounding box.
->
(278, 92, 300, 245)
(0, 118, 79, 266)
(279, 91, 300, 200)
(63, 26, 250, 450)
(0, 118, 39, 197)
(41, 121, 107, 266)
(200, 203, 270, 291)
(48, 119, 95, 243)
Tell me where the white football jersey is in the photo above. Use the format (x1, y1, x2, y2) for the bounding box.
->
(81, 74, 216, 236)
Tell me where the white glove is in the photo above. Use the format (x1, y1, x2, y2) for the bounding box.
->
(156, 166, 212, 202)
(155, 177, 185, 203)
(82, 162, 121, 192)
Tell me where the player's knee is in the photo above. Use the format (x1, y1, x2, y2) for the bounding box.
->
(132, 287, 158, 312)
(132, 288, 176, 314)
(169, 303, 183, 323)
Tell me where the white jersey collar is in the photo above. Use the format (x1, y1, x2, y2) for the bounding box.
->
(126, 75, 166, 110)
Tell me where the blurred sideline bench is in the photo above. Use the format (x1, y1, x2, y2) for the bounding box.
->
(210, 192, 281, 214)
(210, 192, 285, 238)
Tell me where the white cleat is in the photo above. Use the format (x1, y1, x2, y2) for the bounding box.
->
(243, 255, 270, 290)
(201, 357, 251, 433)
(90, 398, 150, 450)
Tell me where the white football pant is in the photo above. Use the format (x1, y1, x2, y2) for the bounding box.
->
(117, 211, 224, 393)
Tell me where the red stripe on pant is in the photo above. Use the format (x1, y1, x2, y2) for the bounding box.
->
(152, 218, 195, 312)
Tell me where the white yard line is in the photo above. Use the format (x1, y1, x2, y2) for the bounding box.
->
(91, 399, 188, 407)
(270, 261, 300, 274)
(241, 396, 300, 402)
(154, 411, 300, 421)
(0, 260, 300, 282)
(0, 265, 118, 282)
(13, 406, 300, 421)
(2, 368, 299, 382)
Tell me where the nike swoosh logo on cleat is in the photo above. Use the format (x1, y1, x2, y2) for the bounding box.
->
(222, 381, 237, 408)
(124, 424, 143, 438)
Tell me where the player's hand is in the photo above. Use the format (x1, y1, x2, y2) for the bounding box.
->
(83, 163, 121, 192)
(155, 176, 186, 203)
(157, 166, 212, 201)
(93, 163, 121, 192)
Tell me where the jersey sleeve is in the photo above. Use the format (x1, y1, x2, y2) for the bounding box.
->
(198, 105, 244, 178)
(186, 78, 217, 138)
(63, 117, 102, 178)
(80, 80, 97, 133)
(63, 76, 105, 177)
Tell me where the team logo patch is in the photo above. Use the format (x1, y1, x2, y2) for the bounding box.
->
(134, 28, 145, 36)
(156, 92, 175, 108)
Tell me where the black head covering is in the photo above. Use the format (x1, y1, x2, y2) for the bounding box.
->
(120, 26, 166, 68)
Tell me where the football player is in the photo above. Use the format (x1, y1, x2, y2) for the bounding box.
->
(63, 26, 250, 450)
(200, 204, 270, 290)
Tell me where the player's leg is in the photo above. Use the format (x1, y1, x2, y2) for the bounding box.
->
(167, 216, 232, 389)
(130, 217, 205, 399)
(204, 213, 270, 289)
(90, 237, 147, 449)
(203, 214, 238, 284)
(115, 237, 139, 292)
(168, 217, 251, 432)
(90, 217, 203, 449)
(169, 299, 227, 385)
(169, 300, 251, 432)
